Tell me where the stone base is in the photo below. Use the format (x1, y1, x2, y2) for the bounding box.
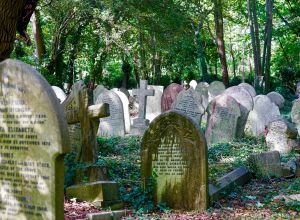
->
(86, 210, 128, 220)
(73, 165, 109, 185)
(130, 125, 148, 136)
(66, 181, 123, 209)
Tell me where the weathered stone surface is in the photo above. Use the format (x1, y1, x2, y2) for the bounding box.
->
(93, 85, 106, 104)
(208, 81, 225, 102)
(161, 83, 184, 112)
(119, 87, 130, 98)
(86, 210, 127, 220)
(291, 99, 300, 135)
(238, 83, 256, 97)
(267, 92, 285, 109)
(273, 194, 300, 203)
(245, 95, 281, 137)
(52, 86, 67, 103)
(249, 151, 282, 177)
(209, 167, 251, 202)
(171, 88, 205, 125)
(296, 82, 300, 97)
(189, 80, 198, 89)
(141, 110, 208, 211)
(115, 91, 130, 133)
(96, 90, 125, 137)
(0, 59, 70, 219)
(195, 82, 209, 110)
(146, 85, 163, 122)
(224, 86, 254, 137)
(66, 181, 121, 207)
(205, 94, 241, 146)
(266, 119, 299, 154)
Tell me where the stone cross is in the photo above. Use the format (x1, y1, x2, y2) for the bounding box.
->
(63, 81, 109, 164)
(132, 80, 154, 125)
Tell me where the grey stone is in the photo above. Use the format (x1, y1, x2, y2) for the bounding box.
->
(291, 99, 300, 135)
(205, 94, 241, 146)
(195, 82, 209, 110)
(52, 86, 67, 103)
(267, 92, 285, 109)
(0, 59, 70, 219)
(115, 91, 130, 133)
(93, 85, 106, 104)
(208, 81, 225, 102)
(86, 210, 127, 220)
(238, 83, 256, 97)
(146, 85, 163, 122)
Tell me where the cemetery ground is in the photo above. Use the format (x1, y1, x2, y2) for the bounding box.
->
(64, 135, 300, 219)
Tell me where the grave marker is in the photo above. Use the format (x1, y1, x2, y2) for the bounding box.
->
(0, 59, 69, 219)
(161, 83, 184, 112)
(146, 85, 163, 122)
(141, 110, 208, 211)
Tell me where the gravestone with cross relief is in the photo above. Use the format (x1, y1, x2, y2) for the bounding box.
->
(131, 80, 155, 135)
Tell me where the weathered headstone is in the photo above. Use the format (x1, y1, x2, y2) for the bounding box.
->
(208, 81, 225, 102)
(52, 86, 67, 103)
(195, 82, 209, 110)
(238, 83, 256, 97)
(224, 86, 254, 136)
(141, 110, 208, 211)
(291, 99, 300, 135)
(161, 83, 184, 112)
(266, 119, 299, 154)
(171, 88, 205, 124)
(189, 80, 198, 90)
(93, 85, 106, 104)
(115, 91, 130, 133)
(0, 59, 69, 219)
(296, 82, 300, 97)
(267, 91, 285, 109)
(245, 95, 281, 137)
(96, 89, 125, 137)
(119, 87, 130, 98)
(146, 85, 163, 122)
(205, 94, 241, 145)
(131, 80, 155, 135)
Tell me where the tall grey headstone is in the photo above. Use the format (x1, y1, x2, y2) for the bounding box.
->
(93, 85, 106, 104)
(245, 95, 281, 137)
(224, 86, 254, 136)
(146, 85, 163, 122)
(267, 92, 285, 109)
(131, 80, 154, 135)
(97, 90, 125, 137)
(171, 88, 205, 125)
(0, 59, 69, 219)
(115, 91, 130, 133)
(238, 83, 256, 98)
(205, 94, 241, 145)
(208, 81, 225, 102)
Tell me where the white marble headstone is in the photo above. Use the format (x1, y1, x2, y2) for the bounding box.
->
(146, 85, 163, 122)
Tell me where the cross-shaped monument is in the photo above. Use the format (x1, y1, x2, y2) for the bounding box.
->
(131, 80, 155, 135)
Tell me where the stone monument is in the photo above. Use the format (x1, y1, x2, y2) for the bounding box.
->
(146, 85, 163, 122)
(161, 83, 184, 112)
(208, 81, 225, 102)
(141, 110, 208, 211)
(52, 86, 67, 103)
(0, 59, 69, 219)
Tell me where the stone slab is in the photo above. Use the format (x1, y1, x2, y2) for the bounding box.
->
(86, 210, 128, 220)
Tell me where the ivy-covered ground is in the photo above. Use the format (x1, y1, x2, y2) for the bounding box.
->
(64, 135, 300, 219)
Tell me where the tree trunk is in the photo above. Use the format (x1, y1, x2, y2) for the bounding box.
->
(139, 32, 148, 80)
(121, 58, 132, 89)
(213, 0, 229, 87)
(0, 0, 26, 61)
(31, 11, 45, 61)
(196, 23, 209, 81)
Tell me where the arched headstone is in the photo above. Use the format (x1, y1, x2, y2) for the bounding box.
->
(115, 91, 130, 133)
(52, 86, 67, 103)
(267, 92, 285, 109)
(161, 83, 184, 112)
(146, 85, 163, 122)
(208, 81, 225, 102)
(238, 83, 256, 97)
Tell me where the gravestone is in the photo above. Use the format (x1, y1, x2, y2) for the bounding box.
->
(131, 80, 155, 135)
(205, 94, 241, 146)
(171, 88, 205, 125)
(161, 83, 184, 112)
(115, 91, 130, 133)
(208, 81, 225, 102)
(141, 110, 208, 211)
(266, 119, 299, 154)
(224, 86, 254, 136)
(96, 90, 125, 137)
(189, 80, 197, 90)
(238, 83, 256, 97)
(195, 82, 209, 110)
(0, 59, 69, 219)
(52, 86, 67, 103)
(245, 95, 281, 137)
(146, 85, 163, 122)
(267, 92, 285, 109)
(296, 82, 300, 97)
(291, 99, 300, 135)
(119, 87, 130, 98)
(93, 85, 106, 104)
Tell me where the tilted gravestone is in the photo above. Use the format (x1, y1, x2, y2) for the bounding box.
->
(291, 99, 300, 135)
(224, 86, 254, 137)
(51, 86, 67, 103)
(266, 119, 299, 154)
(189, 80, 198, 90)
(131, 80, 155, 135)
(267, 91, 285, 109)
(93, 85, 106, 104)
(205, 94, 241, 146)
(208, 81, 225, 102)
(97, 89, 126, 137)
(245, 95, 281, 137)
(115, 91, 130, 134)
(238, 83, 256, 98)
(0, 59, 69, 219)
(171, 88, 205, 125)
(146, 85, 163, 122)
(141, 111, 208, 211)
(161, 83, 184, 112)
